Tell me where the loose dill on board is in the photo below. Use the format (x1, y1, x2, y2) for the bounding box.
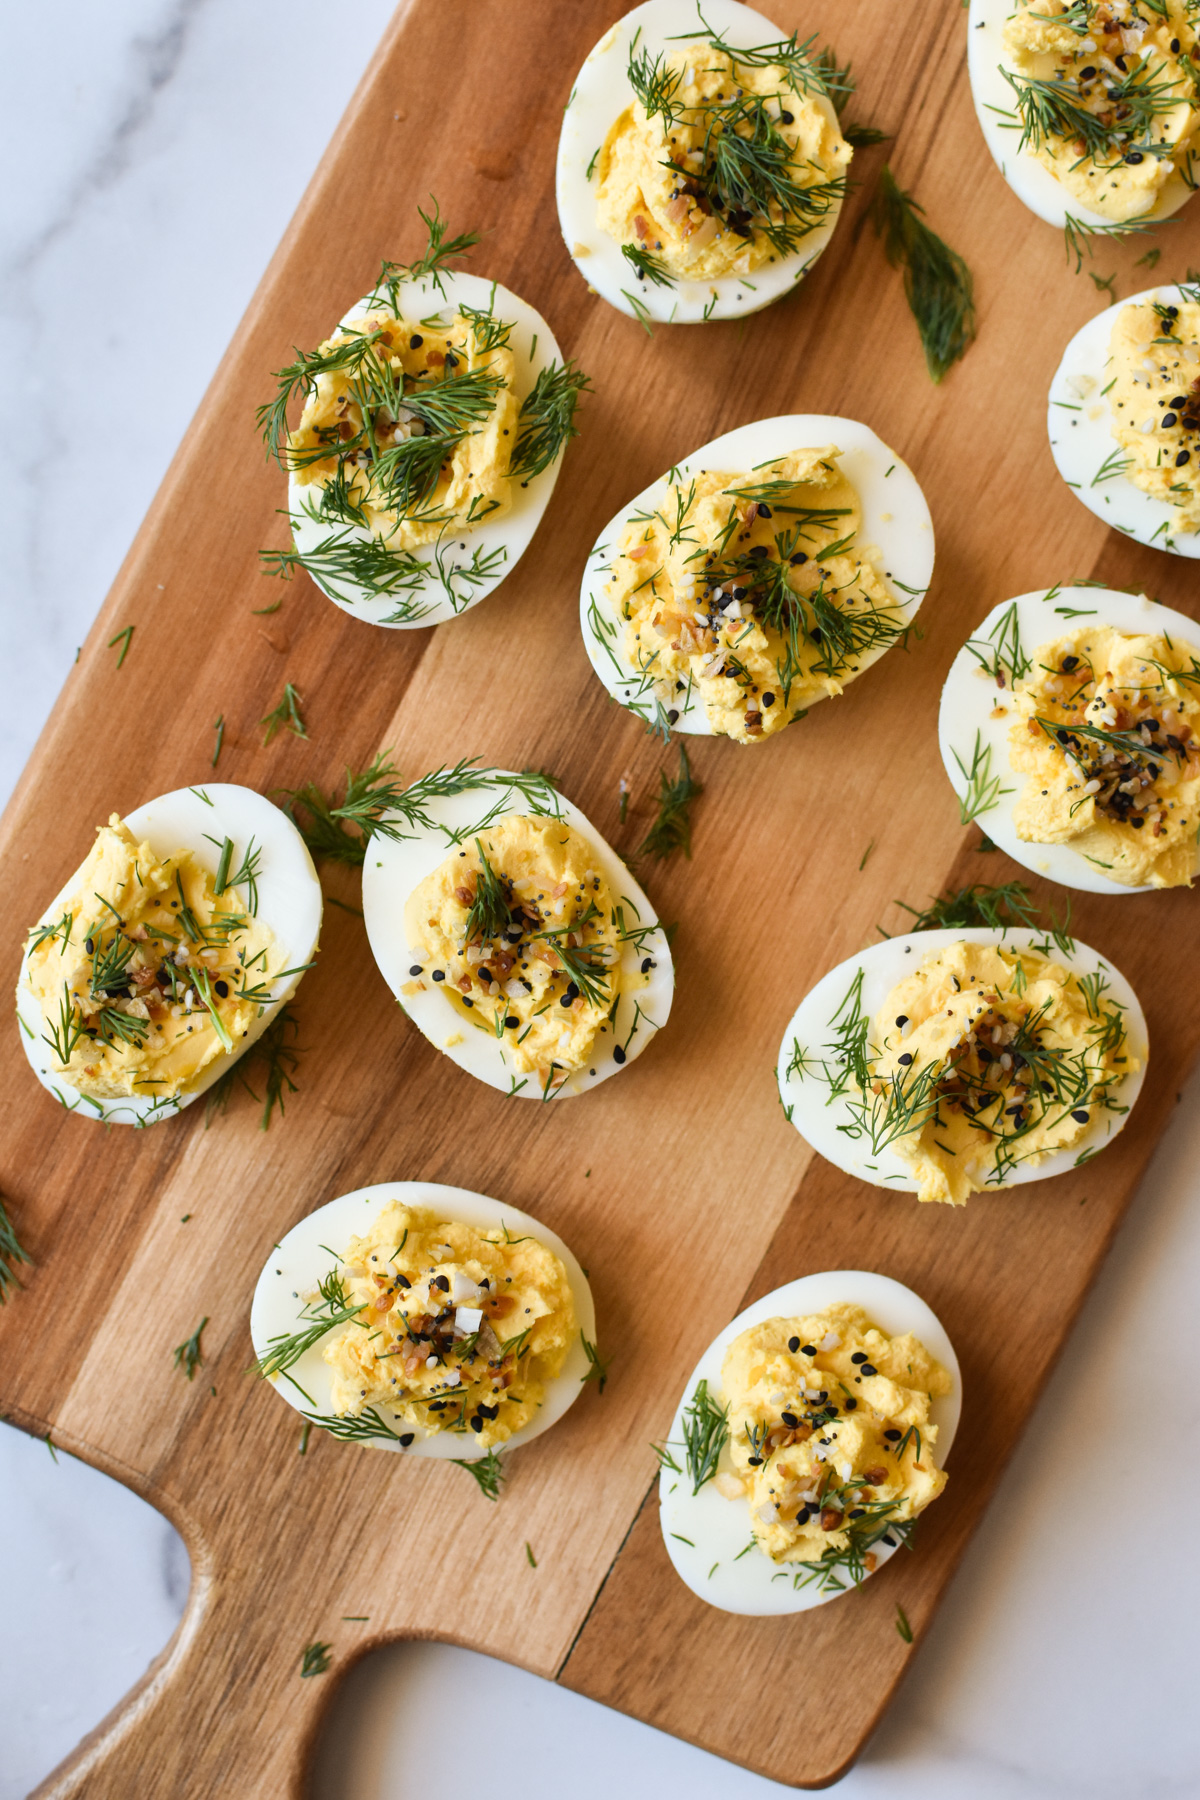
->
(638, 743, 702, 862)
(0, 1192, 33, 1304)
(260, 682, 308, 745)
(871, 167, 975, 383)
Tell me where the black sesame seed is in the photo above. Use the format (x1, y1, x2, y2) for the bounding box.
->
(851, 1352, 867, 1364)
(410, 334, 423, 347)
(432, 969, 445, 982)
(748, 1454, 763, 1467)
(469, 1415, 483, 1433)
(1071, 1108, 1090, 1124)
(214, 979, 229, 998)
(505, 1015, 519, 1029)
(762, 692, 775, 707)
(399, 1433, 415, 1447)
(795, 1506, 810, 1524)
(667, 709, 679, 724)
(860, 1363, 877, 1377)
(1163, 413, 1179, 429)
(898, 1052, 914, 1066)
(895, 1014, 908, 1027)
(844, 1398, 857, 1410)
(787, 1335, 801, 1352)
(781, 1411, 799, 1428)
(849, 1508, 865, 1519)
(1176, 450, 1191, 467)
(884, 1428, 902, 1441)
(781, 109, 794, 123)
(801, 1344, 817, 1357)
(640, 956, 655, 973)
(433, 1275, 450, 1292)
(1124, 149, 1144, 163)
(613, 1045, 626, 1063)
(1170, 395, 1188, 408)
(409, 964, 423, 976)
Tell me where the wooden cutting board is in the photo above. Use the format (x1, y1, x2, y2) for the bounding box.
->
(4, 2, 1198, 1792)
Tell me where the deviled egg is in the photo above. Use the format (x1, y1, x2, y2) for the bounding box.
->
(557, 0, 851, 326)
(257, 216, 587, 627)
(659, 1270, 960, 1616)
(16, 783, 322, 1125)
(361, 765, 673, 1100)
(1049, 282, 1200, 556)
(250, 1181, 596, 1464)
(968, 0, 1199, 230)
(941, 585, 1200, 891)
(581, 415, 934, 742)
(776, 928, 1147, 1203)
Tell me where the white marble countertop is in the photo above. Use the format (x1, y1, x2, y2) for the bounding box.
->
(3, 4, 1199, 1796)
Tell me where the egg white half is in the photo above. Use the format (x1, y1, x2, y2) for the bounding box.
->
(940, 584, 1200, 893)
(286, 271, 568, 627)
(967, 0, 1196, 229)
(580, 414, 935, 736)
(776, 926, 1148, 1193)
(556, 0, 848, 326)
(16, 783, 323, 1126)
(659, 1269, 961, 1616)
(361, 768, 674, 1100)
(249, 1180, 596, 1461)
(1048, 285, 1200, 559)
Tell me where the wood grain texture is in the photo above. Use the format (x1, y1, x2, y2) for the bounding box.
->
(3, 1, 1198, 1793)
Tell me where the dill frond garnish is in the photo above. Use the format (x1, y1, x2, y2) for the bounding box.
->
(872, 167, 975, 383)
(965, 600, 1031, 688)
(509, 358, 591, 484)
(681, 1379, 729, 1494)
(1003, 58, 1181, 162)
(260, 682, 308, 745)
(0, 1192, 33, 1304)
(581, 1333, 610, 1393)
(895, 1604, 914, 1643)
(791, 1506, 918, 1594)
(204, 1002, 302, 1129)
(951, 732, 1014, 826)
(173, 1317, 208, 1381)
(255, 1267, 362, 1382)
(42, 983, 86, 1066)
(211, 714, 225, 769)
(622, 241, 676, 287)
(299, 1641, 333, 1679)
(896, 881, 1039, 934)
(638, 743, 702, 862)
(461, 840, 515, 943)
(281, 759, 562, 866)
(28, 910, 73, 953)
(535, 926, 613, 1009)
(108, 625, 134, 669)
(451, 1446, 506, 1501)
(301, 1407, 403, 1445)
(260, 523, 433, 611)
(376, 195, 480, 302)
(1062, 211, 1158, 274)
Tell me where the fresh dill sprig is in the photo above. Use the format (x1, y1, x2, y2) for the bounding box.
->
(261, 682, 308, 746)
(0, 1192, 33, 1304)
(302, 1407, 403, 1445)
(682, 1380, 729, 1494)
(299, 1641, 333, 1679)
(204, 1004, 304, 1130)
(792, 1505, 918, 1594)
(581, 1333, 610, 1393)
(452, 1446, 506, 1501)
(897, 881, 1039, 933)
(28, 911, 73, 953)
(872, 167, 975, 382)
(639, 743, 701, 862)
(261, 522, 432, 610)
(173, 1317, 208, 1381)
(457, 302, 514, 355)
(896, 1603, 914, 1643)
(211, 714, 225, 769)
(42, 983, 86, 1066)
(257, 327, 386, 467)
(376, 196, 480, 302)
(1003, 58, 1181, 162)
(1062, 212, 1158, 273)
(279, 756, 558, 864)
(622, 241, 676, 287)
(536, 927, 613, 1009)
(461, 840, 515, 943)
(108, 625, 134, 669)
(255, 1267, 362, 1382)
(510, 361, 591, 484)
(952, 732, 1014, 826)
(965, 600, 1031, 687)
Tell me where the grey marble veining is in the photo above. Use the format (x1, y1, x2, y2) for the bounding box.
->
(2, 5, 1199, 1798)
